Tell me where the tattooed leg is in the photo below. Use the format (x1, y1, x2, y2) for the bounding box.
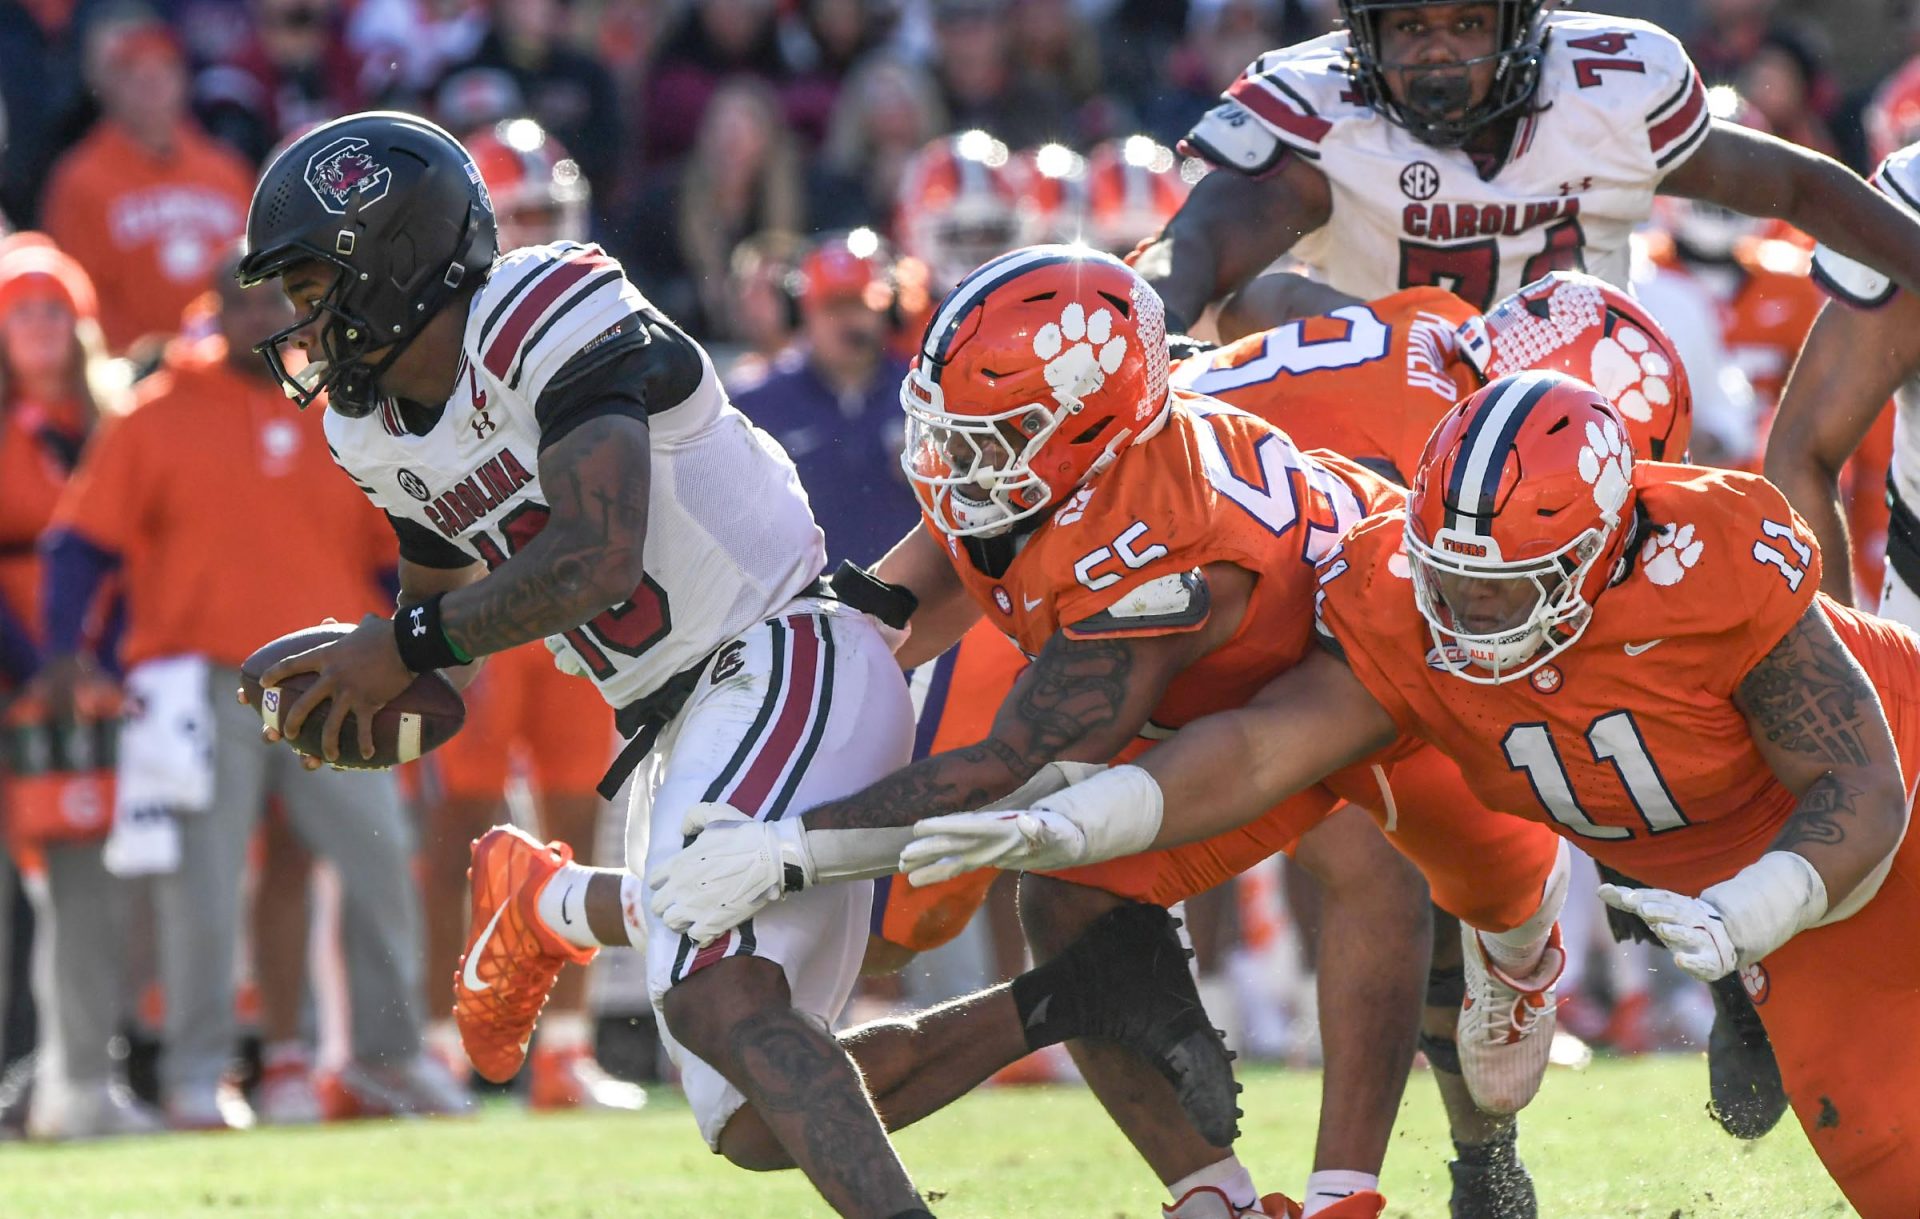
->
(661, 956, 922, 1218)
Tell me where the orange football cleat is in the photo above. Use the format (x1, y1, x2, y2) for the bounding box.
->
(455, 826, 597, 1083)
(529, 1044, 649, 1111)
(1264, 1191, 1386, 1219)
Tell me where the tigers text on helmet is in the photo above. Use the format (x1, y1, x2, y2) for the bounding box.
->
(1340, 0, 1549, 148)
(1457, 270, 1691, 461)
(1406, 370, 1637, 684)
(900, 246, 1170, 539)
(235, 111, 498, 417)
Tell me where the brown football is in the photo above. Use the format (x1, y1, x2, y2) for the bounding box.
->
(239, 623, 466, 769)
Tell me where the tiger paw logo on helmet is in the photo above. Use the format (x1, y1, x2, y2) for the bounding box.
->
(1032, 302, 1127, 405)
(1587, 323, 1673, 426)
(1640, 521, 1704, 586)
(1576, 419, 1632, 519)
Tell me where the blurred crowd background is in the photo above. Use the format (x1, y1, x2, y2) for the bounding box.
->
(0, 0, 1918, 1141)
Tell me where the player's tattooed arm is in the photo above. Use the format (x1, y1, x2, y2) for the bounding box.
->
(803, 629, 1176, 832)
(440, 415, 651, 657)
(1735, 603, 1908, 900)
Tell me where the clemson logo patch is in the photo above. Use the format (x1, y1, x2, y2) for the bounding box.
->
(1529, 664, 1564, 694)
(1641, 520, 1704, 587)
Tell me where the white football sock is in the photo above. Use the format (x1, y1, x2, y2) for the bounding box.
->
(1169, 1156, 1258, 1210)
(619, 872, 649, 946)
(1303, 1170, 1378, 1215)
(1483, 839, 1571, 977)
(536, 862, 601, 949)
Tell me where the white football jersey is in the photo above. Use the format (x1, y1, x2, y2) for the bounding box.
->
(1184, 12, 1711, 307)
(328, 242, 827, 708)
(1811, 143, 1920, 514)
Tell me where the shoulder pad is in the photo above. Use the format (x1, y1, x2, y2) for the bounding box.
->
(1186, 34, 1358, 170)
(1543, 13, 1708, 171)
(467, 242, 645, 394)
(1811, 144, 1920, 307)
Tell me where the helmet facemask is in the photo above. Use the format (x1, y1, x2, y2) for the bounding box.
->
(900, 369, 1075, 538)
(1407, 518, 1611, 684)
(1342, 0, 1547, 149)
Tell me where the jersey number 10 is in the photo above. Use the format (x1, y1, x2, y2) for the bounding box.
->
(470, 502, 673, 681)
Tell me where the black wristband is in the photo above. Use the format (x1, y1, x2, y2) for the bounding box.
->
(394, 594, 467, 672)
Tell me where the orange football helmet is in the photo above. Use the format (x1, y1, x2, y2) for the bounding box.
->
(895, 130, 1024, 292)
(1013, 143, 1089, 246)
(1457, 270, 1691, 461)
(901, 246, 1170, 538)
(1085, 135, 1201, 255)
(1868, 56, 1920, 167)
(1406, 371, 1637, 684)
(465, 118, 589, 249)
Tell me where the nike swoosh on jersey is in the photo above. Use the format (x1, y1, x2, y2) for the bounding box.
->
(461, 901, 511, 993)
(1023, 595, 1044, 611)
(1623, 639, 1665, 656)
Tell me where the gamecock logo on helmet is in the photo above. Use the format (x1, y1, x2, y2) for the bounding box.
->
(305, 137, 393, 215)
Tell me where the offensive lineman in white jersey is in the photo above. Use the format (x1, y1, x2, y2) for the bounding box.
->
(1140, 1, 1920, 327)
(233, 112, 1231, 1219)
(1769, 141, 1920, 621)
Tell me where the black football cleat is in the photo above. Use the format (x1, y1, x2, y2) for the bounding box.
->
(1705, 970, 1788, 1140)
(1019, 902, 1242, 1146)
(1448, 1129, 1538, 1219)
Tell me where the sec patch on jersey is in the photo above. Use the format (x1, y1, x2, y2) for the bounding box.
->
(240, 624, 467, 768)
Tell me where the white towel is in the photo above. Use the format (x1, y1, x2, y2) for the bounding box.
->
(104, 655, 214, 877)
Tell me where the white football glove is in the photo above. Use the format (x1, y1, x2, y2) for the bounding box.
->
(545, 634, 589, 678)
(1597, 885, 1739, 981)
(900, 809, 1088, 887)
(1598, 851, 1828, 983)
(646, 803, 815, 945)
(900, 763, 1163, 887)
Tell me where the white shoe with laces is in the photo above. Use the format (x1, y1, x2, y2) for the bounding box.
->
(1164, 1185, 1283, 1218)
(1458, 922, 1565, 1115)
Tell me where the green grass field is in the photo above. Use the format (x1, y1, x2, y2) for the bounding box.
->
(0, 1058, 1850, 1218)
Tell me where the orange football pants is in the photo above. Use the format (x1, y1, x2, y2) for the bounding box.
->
(1735, 616, 1920, 1217)
(432, 641, 615, 799)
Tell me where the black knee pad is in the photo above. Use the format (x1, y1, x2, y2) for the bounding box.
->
(1428, 959, 1465, 1009)
(1420, 1029, 1463, 1075)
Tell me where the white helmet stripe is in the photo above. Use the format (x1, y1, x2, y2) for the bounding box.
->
(1445, 370, 1558, 536)
(920, 245, 1089, 376)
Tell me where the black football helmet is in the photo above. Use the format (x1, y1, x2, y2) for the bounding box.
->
(235, 112, 497, 416)
(1340, 0, 1549, 149)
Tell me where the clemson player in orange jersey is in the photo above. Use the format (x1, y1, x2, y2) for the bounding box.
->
(650, 247, 1572, 1219)
(925, 371, 1920, 1217)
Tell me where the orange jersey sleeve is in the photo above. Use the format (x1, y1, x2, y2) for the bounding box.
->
(1316, 465, 1825, 893)
(943, 397, 1396, 730)
(1171, 288, 1481, 483)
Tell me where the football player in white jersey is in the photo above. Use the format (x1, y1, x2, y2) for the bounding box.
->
(1138, 1, 1920, 331)
(1768, 140, 1920, 621)
(232, 112, 1232, 1219)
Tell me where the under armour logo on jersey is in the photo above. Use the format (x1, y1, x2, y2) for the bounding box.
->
(410, 606, 428, 637)
(471, 410, 496, 439)
(305, 137, 392, 215)
(1033, 302, 1127, 408)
